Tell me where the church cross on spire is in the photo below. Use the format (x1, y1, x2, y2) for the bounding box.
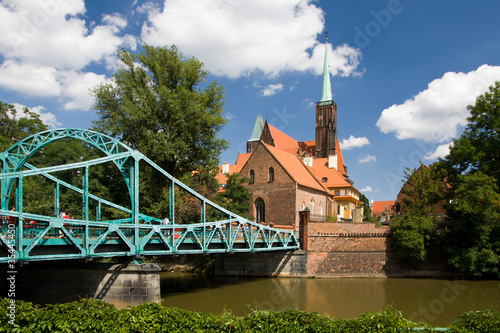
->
(320, 33, 333, 102)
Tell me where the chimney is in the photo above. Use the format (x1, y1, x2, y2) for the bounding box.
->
(303, 156, 313, 167)
(222, 162, 229, 174)
(328, 154, 337, 169)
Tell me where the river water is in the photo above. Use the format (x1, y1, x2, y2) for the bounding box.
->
(160, 273, 500, 327)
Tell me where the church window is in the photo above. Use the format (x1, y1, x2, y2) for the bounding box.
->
(255, 198, 265, 224)
(318, 201, 323, 219)
(249, 169, 255, 184)
(301, 201, 306, 211)
(268, 167, 274, 183)
(310, 198, 315, 213)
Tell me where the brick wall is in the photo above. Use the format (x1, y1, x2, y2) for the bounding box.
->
(241, 145, 296, 226)
(306, 221, 398, 277)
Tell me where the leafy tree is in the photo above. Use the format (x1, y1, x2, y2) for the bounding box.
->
(0, 102, 47, 152)
(444, 172, 500, 277)
(92, 44, 229, 219)
(91, 44, 229, 178)
(216, 172, 252, 218)
(434, 83, 500, 277)
(359, 193, 375, 222)
(441, 81, 500, 187)
(390, 163, 446, 267)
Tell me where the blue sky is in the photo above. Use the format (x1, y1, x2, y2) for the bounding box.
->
(1, 0, 499, 203)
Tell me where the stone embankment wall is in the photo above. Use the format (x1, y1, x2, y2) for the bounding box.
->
(214, 222, 408, 277)
(307, 221, 400, 277)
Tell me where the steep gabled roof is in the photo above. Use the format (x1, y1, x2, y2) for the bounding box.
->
(235, 152, 251, 166)
(336, 138, 347, 176)
(263, 143, 327, 193)
(260, 122, 299, 154)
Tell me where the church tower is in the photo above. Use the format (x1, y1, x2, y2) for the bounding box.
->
(315, 36, 337, 159)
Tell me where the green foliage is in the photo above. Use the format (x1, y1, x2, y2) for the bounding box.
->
(0, 101, 48, 152)
(441, 81, 500, 187)
(334, 308, 421, 332)
(241, 309, 335, 332)
(92, 44, 229, 179)
(450, 310, 500, 333)
(390, 163, 445, 267)
(391, 214, 438, 267)
(216, 172, 252, 218)
(1, 298, 499, 332)
(444, 172, 500, 277)
(392, 83, 500, 277)
(92, 44, 229, 218)
(360, 193, 375, 222)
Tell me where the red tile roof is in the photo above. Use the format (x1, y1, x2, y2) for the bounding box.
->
(372, 201, 396, 214)
(263, 143, 328, 193)
(310, 157, 353, 188)
(267, 124, 299, 154)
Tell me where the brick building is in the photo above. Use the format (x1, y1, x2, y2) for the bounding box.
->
(217, 38, 362, 229)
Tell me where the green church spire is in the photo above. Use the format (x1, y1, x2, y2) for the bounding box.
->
(320, 36, 333, 102)
(249, 114, 264, 141)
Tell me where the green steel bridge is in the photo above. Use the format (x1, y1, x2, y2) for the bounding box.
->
(0, 129, 299, 263)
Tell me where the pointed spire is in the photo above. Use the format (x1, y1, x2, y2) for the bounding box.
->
(320, 34, 333, 102)
(249, 114, 264, 141)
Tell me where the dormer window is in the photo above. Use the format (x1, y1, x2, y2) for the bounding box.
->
(322, 177, 328, 183)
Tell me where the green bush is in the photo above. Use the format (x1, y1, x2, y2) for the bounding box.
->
(1, 298, 499, 332)
(450, 310, 500, 333)
(241, 309, 334, 332)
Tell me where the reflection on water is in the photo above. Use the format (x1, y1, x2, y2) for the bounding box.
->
(161, 273, 500, 327)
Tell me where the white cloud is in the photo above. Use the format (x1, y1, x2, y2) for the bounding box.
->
(59, 71, 111, 110)
(261, 83, 283, 96)
(13, 103, 61, 128)
(360, 186, 373, 192)
(0, 61, 61, 97)
(376, 65, 500, 142)
(340, 135, 370, 150)
(424, 142, 453, 160)
(0, 0, 135, 110)
(359, 153, 376, 163)
(141, 0, 361, 78)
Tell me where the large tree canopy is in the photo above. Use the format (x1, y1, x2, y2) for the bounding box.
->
(92, 45, 229, 178)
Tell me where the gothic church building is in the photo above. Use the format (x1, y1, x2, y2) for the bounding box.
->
(217, 39, 362, 230)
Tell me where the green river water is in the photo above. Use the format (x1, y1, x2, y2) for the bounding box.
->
(160, 273, 500, 327)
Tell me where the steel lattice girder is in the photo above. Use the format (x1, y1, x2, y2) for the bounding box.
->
(0, 128, 299, 262)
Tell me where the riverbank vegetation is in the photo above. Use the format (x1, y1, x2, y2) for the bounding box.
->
(391, 82, 500, 278)
(1, 298, 499, 332)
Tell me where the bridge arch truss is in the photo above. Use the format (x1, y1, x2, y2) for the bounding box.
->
(0, 129, 299, 262)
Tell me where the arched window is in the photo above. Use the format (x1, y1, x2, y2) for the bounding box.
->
(255, 198, 265, 223)
(322, 177, 328, 183)
(301, 201, 306, 211)
(318, 201, 323, 219)
(310, 198, 315, 214)
(268, 167, 274, 183)
(249, 169, 255, 184)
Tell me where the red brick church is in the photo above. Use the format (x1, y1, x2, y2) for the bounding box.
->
(217, 39, 362, 230)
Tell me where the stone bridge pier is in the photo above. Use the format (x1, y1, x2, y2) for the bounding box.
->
(0, 261, 161, 308)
